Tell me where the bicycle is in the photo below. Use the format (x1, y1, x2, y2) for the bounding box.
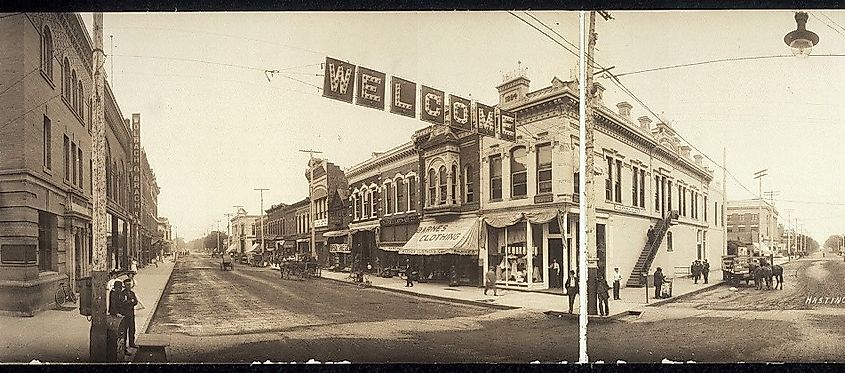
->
(55, 281, 77, 307)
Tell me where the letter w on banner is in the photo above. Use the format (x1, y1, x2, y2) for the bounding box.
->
(323, 57, 356, 103)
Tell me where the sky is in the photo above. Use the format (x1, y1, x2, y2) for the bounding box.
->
(80, 12, 581, 241)
(591, 10, 845, 242)
(77, 11, 845, 243)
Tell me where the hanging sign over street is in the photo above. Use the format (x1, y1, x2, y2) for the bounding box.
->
(322, 56, 516, 142)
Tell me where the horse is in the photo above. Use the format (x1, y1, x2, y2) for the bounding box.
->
(753, 265, 773, 290)
(771, 264, 784, 290)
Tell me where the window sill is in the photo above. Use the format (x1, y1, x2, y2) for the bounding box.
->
(40, 70, 55, 89)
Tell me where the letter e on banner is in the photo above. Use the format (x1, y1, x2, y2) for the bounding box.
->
(498, 109, 516, 142)
(476, 103, 496, 138)
(390, 77, 416, 118)
(419, 85, 445, 125)
(355, 66, 385, 110)
(449, 94, 472, 133)
(323, 57, 356, 103)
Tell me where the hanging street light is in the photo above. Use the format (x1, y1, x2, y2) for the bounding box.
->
(784, 11, 819, 57)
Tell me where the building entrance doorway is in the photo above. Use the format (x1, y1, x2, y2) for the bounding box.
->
(548, 238, 564, 288)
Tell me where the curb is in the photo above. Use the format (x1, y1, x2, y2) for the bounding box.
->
(645, 280, 724, 307)
(140, 262, 177, 334)
(319, 276, 519, 311)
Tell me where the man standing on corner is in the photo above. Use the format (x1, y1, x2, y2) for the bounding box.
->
(653, 267, 665, 299)
(611, 267, 622, 300)
(484, 266, 498, 296)
(121, 278, 139, 350)
(702, 259, 710, 284)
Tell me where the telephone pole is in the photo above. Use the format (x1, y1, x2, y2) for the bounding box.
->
(89, 12, 109, 362)
(753, 169, 767, 247)
(255, 189, 269, 266)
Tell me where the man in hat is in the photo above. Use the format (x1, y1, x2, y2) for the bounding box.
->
(611, 267, 623, 300)
(121, 278, 139, 349)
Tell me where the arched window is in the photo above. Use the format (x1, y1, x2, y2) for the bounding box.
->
(464, 165, 474, 203)
(451, 164, 459, 204)
(63, 58, 70, 98)
(396, 178, 407, 213)
(438, 166, 447, 205)
(385, 182, 393, 215)
(71, 70, 78, 112)
(41, 26, 53, 78)
(78, 82, 84, 120)
(408, 175, 417, 211)
(105, 141, 112, 198)
(363, 189, 371, 218)
(511, 147, 528, 198)
(353, 194, 359, 220)
(427, 169, 436, 206)
(369, 188, 376, 218)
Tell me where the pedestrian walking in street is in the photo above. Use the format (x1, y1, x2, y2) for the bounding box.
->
(653, 267, 665, 299)
(702, 259, 710, 284)
(405, 259, 415, 287)
(597, 275, 610, 316)
(565, 270, 579, 314)
(690, 260, 701, 284)
(121, 279, 139, 350)
(130, 257, 139, 274)
(611, 267, 622, 300)
(484, 266, 498, 296)
(549, 258, 561, 288)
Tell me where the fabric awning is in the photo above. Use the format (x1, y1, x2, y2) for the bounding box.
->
(379, 244, 403, 252)
(225, 243, 238, 253)
(399, 217, 480, 256)
(244, 243, 259, 254)
(323, 229, 349, 238)
(484, 209, 560, 228)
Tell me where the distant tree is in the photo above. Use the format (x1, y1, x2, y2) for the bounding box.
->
(823, 235, 843, 250)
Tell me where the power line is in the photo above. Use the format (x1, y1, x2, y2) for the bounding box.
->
(523, 12, 580, 57)
(0, 93, 62, 130)
(811, 13, 845, 41)
(508, 11, 579, 59)
(819, 13, 845, 33)
(0, 67, 39, 97)
(111, 54, 269, 71)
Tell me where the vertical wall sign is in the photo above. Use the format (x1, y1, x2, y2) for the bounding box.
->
(131, 114, 142, 219)
(323, 57, 356, 103)
(419, 85, 445, 125)
(390, 77, 416, 118)
(448, 94, 473, 133)
(476, 103, 496, 137)
(355, 66, 385, 110)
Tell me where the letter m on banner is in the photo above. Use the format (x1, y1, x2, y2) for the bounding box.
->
(323, 57, 356, 103)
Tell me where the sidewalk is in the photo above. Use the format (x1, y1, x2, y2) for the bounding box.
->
(320, 268, 725, 318)
(0, 260, 175, 363)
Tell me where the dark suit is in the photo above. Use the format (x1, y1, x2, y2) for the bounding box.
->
(121, 289, 138, 348)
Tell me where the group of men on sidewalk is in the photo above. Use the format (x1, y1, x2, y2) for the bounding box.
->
(108, 275, 140, 354)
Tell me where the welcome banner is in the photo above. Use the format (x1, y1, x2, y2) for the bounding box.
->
(323, 56, 516, 142)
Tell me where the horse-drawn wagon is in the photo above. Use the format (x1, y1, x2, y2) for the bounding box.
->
(279, 259, 320, 280)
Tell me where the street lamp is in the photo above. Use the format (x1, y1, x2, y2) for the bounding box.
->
(784, 12, 819, 58)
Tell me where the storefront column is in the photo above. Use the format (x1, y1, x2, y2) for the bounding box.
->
(526, 222, 534, 286)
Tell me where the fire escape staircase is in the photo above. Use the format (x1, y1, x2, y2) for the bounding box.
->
(625, 211, 678, 288)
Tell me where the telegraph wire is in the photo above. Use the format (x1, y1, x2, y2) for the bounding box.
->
(0, 93, 62, 130)
(811, 13, 845, 41)
(523, 12, 581, 57)
(0, 67, 39, 97)
(819, 13, 845, 33)
(508, 11, 579, 59)
(111, 54, 270, 71)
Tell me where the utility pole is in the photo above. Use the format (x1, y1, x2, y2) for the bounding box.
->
(753, 169, 767, 248)
(300, 149, 323, 261)
(89, 12, 108, 362)
(216, 220, 221, 254)
(255, 189, 269, 266)
(764, 190, 779, 252)
(722, 148, 727, 254)
(232, 205, 244, 256)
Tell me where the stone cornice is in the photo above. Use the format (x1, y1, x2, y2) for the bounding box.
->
(346, 142, 418, 181)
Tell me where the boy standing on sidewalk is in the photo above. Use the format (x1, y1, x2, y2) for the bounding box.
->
(484, 266, 498, 296)
(121, 279, 139, 350)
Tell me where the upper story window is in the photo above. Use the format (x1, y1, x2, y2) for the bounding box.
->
(42, 116, 52, 170)
(364, 189, 372, 218)
(63, 135, 69, 179)
(427, 169, 436, 206)
(654, 175, 660, 212)
(71, 142, 77, 185)
(408, 175, 417, 211)
(352, 194, 359, 221)
(71, 70, 78, 110)
(614, 159, 622, 203)
(451, 164, 459, 205)
(464, 165, 474, 203)
(77, 147, 83, 189)
(369, 189, 376, 218)
(63, 58, 70, 99)
(438, 166, 447, 205)
(511, 147, 527, 198)
(639, 169, 645, 208)
(605, 156, 613, 201)
(396, 178, 407, 213)
(536, 143, 552, 194)
(490, 155, 502, 200)
(385, 183, 394, 214)
(78, 83, 84, 122)
(41, 26, 53, 80)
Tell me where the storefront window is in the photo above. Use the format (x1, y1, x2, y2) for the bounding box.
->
(511, 147, 527, 198)
(531, 223, 544, 283)
(503, 222, 528, 283)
